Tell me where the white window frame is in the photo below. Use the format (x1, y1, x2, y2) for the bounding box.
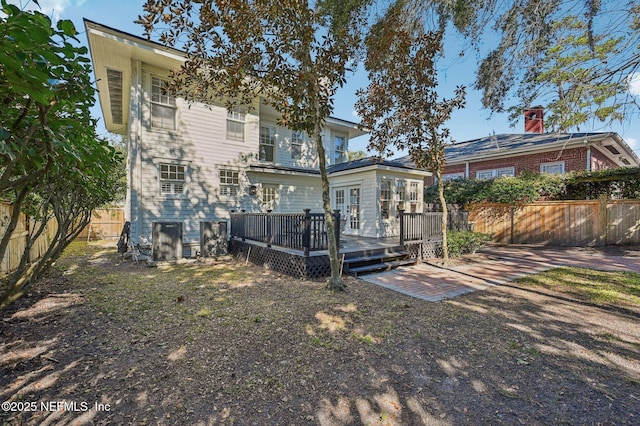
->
(291, 131, 304, 160)
(540, 161, 565, 175)
(476, 167, 515, 180)
(226, 107, 246, 142)
(409, 181, 420, 213)
(262, 184, 278, 210)
(334, 135, 347, 164)
(219, 169, 239, 197)
(151, 76, 176, 130)
(159, 163, 185, 196)
(259, 126, 276, 162)
(442, 172, 465, 181)
(380, 179, 392, 220)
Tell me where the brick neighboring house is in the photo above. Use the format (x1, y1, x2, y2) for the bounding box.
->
(402, 132, 640, 185)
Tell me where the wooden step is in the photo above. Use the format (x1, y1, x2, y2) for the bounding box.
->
(344, 250, 410, 264)
(346, 258, 416, 276)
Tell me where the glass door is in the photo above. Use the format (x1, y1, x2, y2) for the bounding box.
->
(349, 187, 360, 231)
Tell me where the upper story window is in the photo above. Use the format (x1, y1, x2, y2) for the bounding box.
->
(151, 77, 176, 130)
(476, 167, 515, 180)
(219, 169, 239, 196)
(227, 107, 246, 142)
(259, 126, 275, 162)
(159, 163, 185, 195)
(540, 161, 565, 175)
(291, 131, 304, 160)
(334, 135, 346, 164)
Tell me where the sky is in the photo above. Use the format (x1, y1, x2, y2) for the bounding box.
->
(10, 0, 640, 159)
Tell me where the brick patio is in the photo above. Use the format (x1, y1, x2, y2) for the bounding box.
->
(358, 245, 640, 302)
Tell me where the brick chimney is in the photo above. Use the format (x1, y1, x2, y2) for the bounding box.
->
(524, 107, 544, 133)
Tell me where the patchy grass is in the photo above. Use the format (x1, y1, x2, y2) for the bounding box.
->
(513, 266, 640, 308)
(2, 242, 639, 425)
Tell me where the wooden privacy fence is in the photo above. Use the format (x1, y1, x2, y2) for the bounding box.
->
(76, 208, 125, 240)
(468, 198, 640, 246)
(1, 202, 58, 274)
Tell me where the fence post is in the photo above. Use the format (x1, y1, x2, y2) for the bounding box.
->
(333, 209, 341, 252)
(509, 206, 515, 244)
(266, 210, 272, 248)
(303, 209, 311, 257)
(399, 208, 405, 246)
(598, 194, 608, 246)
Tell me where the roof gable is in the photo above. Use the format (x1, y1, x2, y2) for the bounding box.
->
(396, 132, 639, 168)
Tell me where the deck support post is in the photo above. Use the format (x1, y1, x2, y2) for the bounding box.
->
(398, 208, 405, 246)
(333, 209, 341, 253)
(266, 210, 272, 248)
(303, 209, 311, 257)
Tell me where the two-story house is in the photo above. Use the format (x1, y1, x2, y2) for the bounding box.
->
(85, 20, 429, 256)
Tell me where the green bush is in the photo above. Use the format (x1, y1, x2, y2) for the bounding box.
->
(426, 168, 640, 206)
(447, 231, 492, 257)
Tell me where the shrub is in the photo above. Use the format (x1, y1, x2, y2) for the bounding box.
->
(447, 231, 492, 257)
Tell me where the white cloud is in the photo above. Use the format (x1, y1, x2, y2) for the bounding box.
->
(6, 0, 70, 21)
(626, 137, 638, 153)
(627, 72, 640, 97)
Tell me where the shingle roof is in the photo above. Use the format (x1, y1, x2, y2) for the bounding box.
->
(445, 132, 615, 161)
(394, 132, 638, 166)
(327, 156, 423, 174)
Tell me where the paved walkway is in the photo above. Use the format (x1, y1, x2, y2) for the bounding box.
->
(358, 245, 640, 302)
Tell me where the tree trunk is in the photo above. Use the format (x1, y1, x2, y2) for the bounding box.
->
(314, 126, 344, 291)
(436, 168, 449, 264)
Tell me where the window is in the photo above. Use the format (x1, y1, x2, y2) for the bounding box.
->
(396, 181, 406, 209)
(409, 182, 419, 213)
(219, 169, 239, 196)
(476, 167, 515, 179)
(380, 180, 392, 219)
(159, 164, 185, 195)
(262, 185, 277, 210)
(151, 77, 176, 130)
(291, 131, 304, 160)
(442, 172, 465, 181)
(227, 108, 246, 142)
(334, 135, 346, 163)
(540, 161, 565, 175)
(259, 126, 275, 162)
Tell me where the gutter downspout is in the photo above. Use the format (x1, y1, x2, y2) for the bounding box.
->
(586, 143, 592, 172)
(465, 162, 470, 178)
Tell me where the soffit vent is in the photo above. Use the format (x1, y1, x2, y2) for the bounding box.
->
(106, 69, 123, 125)
(604, 145, 620, 155)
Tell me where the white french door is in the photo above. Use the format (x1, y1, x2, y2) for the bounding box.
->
(334, 185, 360, 235)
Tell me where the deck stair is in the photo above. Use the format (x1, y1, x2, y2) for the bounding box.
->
(342, 248, 416, 277)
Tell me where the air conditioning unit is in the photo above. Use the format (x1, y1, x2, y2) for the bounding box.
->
(200, 221, 228, 257)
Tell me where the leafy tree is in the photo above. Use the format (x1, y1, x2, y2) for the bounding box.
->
(0, 1, 123, 310)
(347, 150, 367, 161)
(139, 0, 372, 290)
(356, 2, 465, 263)
(473, 0, 640, 130)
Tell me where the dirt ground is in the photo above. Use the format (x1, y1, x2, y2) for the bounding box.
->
(1, 241, 639, 425)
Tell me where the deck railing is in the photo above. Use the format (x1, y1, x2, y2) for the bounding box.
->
(230, 209, 340, 256)
(399, 210, 470, 244)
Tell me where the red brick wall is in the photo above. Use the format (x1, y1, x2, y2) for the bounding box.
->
(590, 147, 618, 171)
(424, 146, 619, 185)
